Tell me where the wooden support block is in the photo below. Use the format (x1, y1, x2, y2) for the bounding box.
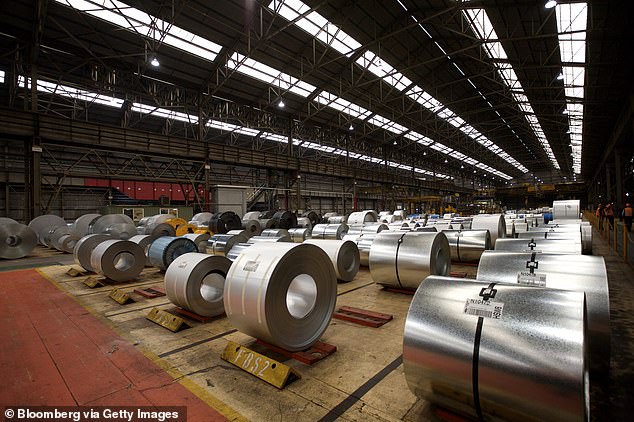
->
(108, 288, 135, 305)
(221, 341, 300, 389)
(133, 286, 166, 298)
(333, 306, 393, 328)
(255, 339, 336, 365)
(173, 307, 223, 323)
(449, 271, 468, 278)
(83, 277, 106, 288)
(66, 267, 86, 277)
(382, 286, 415, 295)
(146, 308, 191, 332)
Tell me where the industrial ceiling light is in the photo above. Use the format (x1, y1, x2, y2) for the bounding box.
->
(278, 99, 285, 108)
(545, 0, 557, 9)
(348, 124, 354, 131)
(444, 159, 448, 163)
(460, 164, 464, 169)
(562, 109, 569, 114)
(393, 140, 397, 145)
(556, 72, 564, 80)
(150, 57, 160, 67)
(566, 128, 571, 134)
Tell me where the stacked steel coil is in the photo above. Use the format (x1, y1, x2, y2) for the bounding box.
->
(442, 230, 491, 263)
(312, 223, 348, 240)
(271, 210, 297, 229)
(470, 214, 506, 247)
(305, 239, 360, 282)
(90, 214, 137, 239)
(74, 234, 112, 272)
(147, 236, 198, 270)
(90, 239, 145, 282)
(209, 211, 242, 234)
(0, 218, 37, 259)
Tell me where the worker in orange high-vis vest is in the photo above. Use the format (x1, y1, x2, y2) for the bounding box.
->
(604, 203, 615, 229)
(623, 203, 633, 232)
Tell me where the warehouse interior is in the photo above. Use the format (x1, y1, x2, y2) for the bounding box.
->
(1, 0, 633, 421)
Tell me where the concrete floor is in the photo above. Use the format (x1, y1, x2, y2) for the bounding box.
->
(1, 227, 632, 421)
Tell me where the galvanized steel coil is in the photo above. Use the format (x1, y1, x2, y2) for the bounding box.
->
(247, 235, 291, 244)
(505, 221, 516, 238)
(241, 219, 262, 236)
(477, 250, 609, 380)
(90, 239, 145, 282)
(56, 234, 80, 254)
(182, 233, 211, 253)
(442, 230, 491, 263)
(403, 276, 588, 422)
(226, 243, 252, 261)
(165, 253, 232, 317)
(128, 234, 157, 266)
(73, 234, 112, 272)
(271, 210, 297, 229)
(305, 239, 360, 282)
(312, 223, 348, 240)
(28, 214, 66, 245)
(189, 212, 213, 227)
(44, 225, 72, 250)
(147, 236, 198, 271)
(346, 210, 378, 225)
(90, 214, 136, 239)
(258, 218, 275, 229)
(242, 211, 262, 221)
(494, 238, 582, 254)
(288, 227, 312, 243)
(327, 215, 347, 224)
(302, 210, 322, 226)
(296, 217, 312, 229)
(208, 233, 248, 256)
(369, 231, 451, 289)
(261, 228, 291, 239)
(71, 214, 101, 237)
(209, 211, 242, 234)
(224, 242, 338, 351)
(0, 222, 37, 259)
(470, 214, 506, 247)
(553, 199, 581, 220)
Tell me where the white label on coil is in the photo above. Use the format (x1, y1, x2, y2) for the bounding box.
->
(243, 260, 259, 272)
(517, 271, 547, 287)
(464, 299, 504, 319)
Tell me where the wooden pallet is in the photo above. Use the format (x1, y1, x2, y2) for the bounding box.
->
(333, 306, 393, 327)
(255, 339, 336, 365)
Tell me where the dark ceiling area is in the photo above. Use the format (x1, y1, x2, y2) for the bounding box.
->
(0, 0, 632, 185)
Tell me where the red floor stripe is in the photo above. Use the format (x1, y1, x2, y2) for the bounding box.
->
(0, 269, 227, 421)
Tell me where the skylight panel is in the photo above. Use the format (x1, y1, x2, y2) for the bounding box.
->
(404, 131, 434, 146)
(0, 70, 5, 84)
(207, 120, 261, 137)
(132, 103, 197, 123)
(366, 114, 407, 135)
(54, 0, 222, 62)
(18, 76, 125, 108)
(356, 51, 413, 91)
(315, 91, 372, 119)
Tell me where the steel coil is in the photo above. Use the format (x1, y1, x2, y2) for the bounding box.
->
(312, 223, 348, 240)
(513, 222, 529, 233)
(0, 222, 37, 259)
(226, 243, 252, 261)
(494, 238, 582, 254)
(346, 210, 378, 225)
(190, 212, 213, 227)
(327, 215, 347, 224)
(165, 253, 232, 317)
(271, 210, 297, 229)
(305, 239, 360, 282)
(553, 199, 581, 220)
(261, 228, 291, 239)
(128, 234, 157, 266)
(71, 214, 101, 237)
(260, 210, 277, 219)
(404, 276, 588, 422)
(28, 214, 66, 245)
(241, 219, 262, 236)
(342, 233, 377, 267)
(90, 239, 145, 282)
(147, 236, 198, 271)
(42, 225, 71, 250)
(227, 229, 252, 238)
(210, 211, 242, 234)
(73, 234, 112, 271)
(505, 221, 516, 238)
(208, 233, 248, 256)
(166, 218, 193, 236)
(224, 242, 337, 351)
(181, 233, 211, 253)
(470, 214, 506, 247)
(288, 227, 312, 243)
(302, 210, 322, 226)
(477, 251, 608, 379)
(242, 211, 262, 221)
(56, 234, 80, 254)
(443, 230, 491, 263)
(369, 231, 451, 289)
(149, 223, 176, 237)
(247, 235, 291, 244)
(90, 214, 136, 239)
(258, 218, 275, 229)
(296, 217, 312, 229)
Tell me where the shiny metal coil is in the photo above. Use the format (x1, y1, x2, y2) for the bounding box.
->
(227, 229, 253, 239)
(28, 214, 66, 245)
(247, 235, 291, 244)
(261, 228, 291, 239)
(56, 234, 80, 254)
(90, 239, 145, 282)
(224, 242, 338, 351)
(258, 218, 275, 229)
(342, 233, 377, 266)
(208, 233, 248, 256)
(312, 223, 348, 240)
(513, 222, 529, 233)
(242, 211, 262, 221)
(71, 214, 101, 237)
(189, 212, 213, 227)
(226, 242, 252, 261)
(403, 276, 588, 422)
(505, 221, 516, 238)
(241, 219, 262, 236)
(553, 199, 581, 220)
(288, 227, 312, 243)
(147, 236, 198, 271)
(346, 210, 378, 225)
(305, 239, 360, 282)
(128, 234, 157, 266)
(165, 253, 232, 317)
(327, 215, 347, 224)
(302, 210, 322, 226)
(442, 230, 491, 263)
(369, 231, 451, 289)
(271, 210, 297, 229)
(393, 210, 406, 220)
(296, 217, 312, 229)
(470, 214, 506, 247)
(380, 214, 396, 224)
(494, 238, 582, 254)
(182, 233, 211, 253)
(260, 210, 277, 219)
(44, 225, 72, 250)
(0, 222, 37, 259)
(477, 251, 608, 383)
(73, 234, 112, 272)
(210, 211, 242, 234)
(90, 214, 136, 239)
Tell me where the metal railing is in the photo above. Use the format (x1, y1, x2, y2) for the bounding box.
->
(584, 211, 634, 265)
